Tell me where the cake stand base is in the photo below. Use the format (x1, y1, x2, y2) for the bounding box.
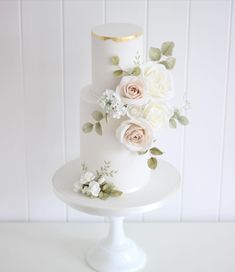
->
(86, 217, 146, 272)
(52, 158, 180, 272)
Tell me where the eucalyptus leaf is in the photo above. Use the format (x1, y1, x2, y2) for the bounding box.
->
(113, 70, 123, 77)
(92, 110, 104, 121)
(102, 183, 113, 194)
(169, 118, 177, 128)
(178, 115, 189, 126)
(111, 56, 119, 65)
(99, 192, 109, 200)
(147, 157, 158, 170)
(138, 150, 148, 155)
(161, 41, 175, 56)
(160, 57, 176, 70)
(132, 66, 141, 76)
(150, 147, 163, 156)
(149, 47, 161, 61)
(110, 190, 123, 197)
(95, 122, 102, 136)
(82, 122, 93, 133)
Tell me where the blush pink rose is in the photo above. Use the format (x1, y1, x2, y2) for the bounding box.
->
(116, 119, 153, 152)
(116, 76, 148, 105)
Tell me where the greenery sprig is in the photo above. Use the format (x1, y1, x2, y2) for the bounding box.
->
(82, 110, 107, 136)
(149, 41, 176, 70)
(169, 109, 189, 128)
(111, 55, 141, 77)
(96, 160, 118, 178)
(138, 146, 163, 170)
(98, 182, 122, 200)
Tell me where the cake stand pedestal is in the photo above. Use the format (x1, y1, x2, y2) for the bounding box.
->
(52, 158, 180, 272)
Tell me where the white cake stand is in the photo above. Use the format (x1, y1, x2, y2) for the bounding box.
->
(52, 158, 180, 272)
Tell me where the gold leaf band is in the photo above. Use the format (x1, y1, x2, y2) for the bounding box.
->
(91, 31, 143, 42)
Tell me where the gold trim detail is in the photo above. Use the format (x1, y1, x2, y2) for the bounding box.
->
(91, 31, 143, 42)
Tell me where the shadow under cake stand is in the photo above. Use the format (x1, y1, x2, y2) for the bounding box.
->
(52, 158, 180, 272)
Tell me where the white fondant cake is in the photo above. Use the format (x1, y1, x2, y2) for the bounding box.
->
(81, 23, 150, 193)
(75, 23, 188, 199)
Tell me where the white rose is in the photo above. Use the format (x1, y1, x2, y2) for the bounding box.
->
(89, 181, 101, 197)
(116, 119, 153, 152)
(142, 62, 174, 100)
(73, 181, 81, 193)
(143, 101, 173, 130)
(80, 171, 95, 185)
(116, 76, 148, 105)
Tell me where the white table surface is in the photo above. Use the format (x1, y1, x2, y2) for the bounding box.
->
(0, 222, 234, 272)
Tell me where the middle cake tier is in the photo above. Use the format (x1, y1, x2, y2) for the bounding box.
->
(80, 86, 151, 193)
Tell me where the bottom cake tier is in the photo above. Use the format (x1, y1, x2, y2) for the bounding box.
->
(80, 86, 151, 193)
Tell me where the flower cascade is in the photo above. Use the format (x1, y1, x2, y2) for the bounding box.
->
(82, 42, 189, 170)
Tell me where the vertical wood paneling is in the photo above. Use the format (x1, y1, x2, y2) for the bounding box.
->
(220, 1, 235, 221)
(182, 0, 231, 220)
(106, 0, 147, 222)
(0, 1, 27, 220)
(144, 0, 189, 221)
(21, 0, 65, 221)
(63, 0, 104, 222)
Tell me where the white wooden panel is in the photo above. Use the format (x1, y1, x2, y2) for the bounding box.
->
(144, 0, 189, 221)
(182, 1, 231, 220)
(106, 0, 147, 222)
(0, 1, 27, 220)
(220, 2, 235, 221)
(64, 0, 104, 221)
(21, 0, 65, 221)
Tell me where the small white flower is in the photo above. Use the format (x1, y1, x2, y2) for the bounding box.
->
(73, 181, 81, 193)
(97, 176, 106, 185)
(80, 171, 96, 185)
(81, 186, 90, 195)
(142, 62, 174, 100)
(98, 89, 127, 119)
(127, 105, 144, 119)
(89, 181, 101, 197)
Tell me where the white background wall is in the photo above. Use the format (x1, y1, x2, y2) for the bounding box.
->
(0, 0, 234, 222)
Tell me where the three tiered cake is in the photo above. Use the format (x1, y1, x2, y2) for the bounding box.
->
(73, 23, 188, 199)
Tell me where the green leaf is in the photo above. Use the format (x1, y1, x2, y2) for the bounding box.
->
(92, 110, 104, 121)
(150, 147, 163, 156)
(132, 66, 141, 76)
(82, 122, 93, 133)
(169, 118, 177, 128)
(111, 56, 119, 65)
(98, 192, 109, 200)
(102, 183, 114, 194)
(178, 115, 189, 126)
(95, 122, 102, 136)
(160, 57, 176, 70)
(110, 190, 123, 197)
(147, 157, 158, 170)
(113, 70, 123, 77)
(149, 47, 161, 61)
(137, 150, 148, 155)
(161, 41, 175, 56)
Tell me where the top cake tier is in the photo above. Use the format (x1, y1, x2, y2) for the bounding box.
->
(91, 23, 143, 97)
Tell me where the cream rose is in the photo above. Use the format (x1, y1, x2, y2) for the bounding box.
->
(116, 119, 153, 152)
(143, 101, 173, 130)
(142, 62, 174, 100)
(116, 76, 148, 105)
